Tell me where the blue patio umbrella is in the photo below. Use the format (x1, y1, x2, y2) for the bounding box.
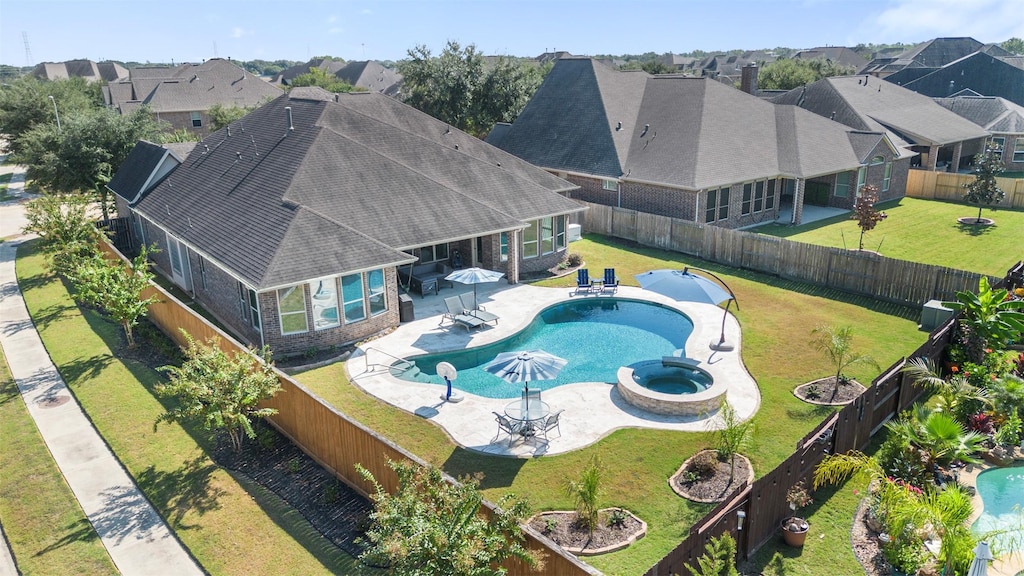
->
(482, 350, 567, 393)
(445, 267, 505, 303)
(967, 541, 993, 576)
(635, 268, 739, 351)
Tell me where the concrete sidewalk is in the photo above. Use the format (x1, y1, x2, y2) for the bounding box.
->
(0, 163, 202, 574)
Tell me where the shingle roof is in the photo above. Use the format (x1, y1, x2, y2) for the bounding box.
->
(771, 76, 990, 147)
(334, 61, 403, 96)
(934, 96, 1024, 134)
(125, 91, 580, 289)
(489, 58, 880, 191)
(107, 140, 168, 201)
(793, 47, 866, 70)
(32, 59, 125, 82)
(899, 52, 1024, 108)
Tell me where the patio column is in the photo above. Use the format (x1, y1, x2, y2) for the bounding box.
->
(951, 141, 963, 173)
(506, 229, 520, 284)
(790, 178, 805, 225)
(925, 145, 939, 171)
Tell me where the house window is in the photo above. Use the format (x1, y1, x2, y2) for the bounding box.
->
(835, 172, 849, 198)
(990, 137, 1005, 152)
(883, 162, 892, 192)
(277, 285, 308, 335)
(705, 189, 717, 223)
(541, 217, 554, 255)
(522, 220, 539, 259)
(602, 179, 617, 191)
(555, 215, 566, 249)
(237, 282, 248, 321)
(309, 277, 339, 329)
(765, 179, 776, 210)
(870, 155, 885, 166)
(856, 167, 866, 193)
(754, 181, 764, 212)
(741, 183, 752, 215)
(705, 188, 729, 222)
(190, 111, 202, 128)
(341, 273, 366, 323)
(718, 187, 729, 221)
(247, 287, 260, 329)
(198, 257, 207, 290)
(368, 269, 387, 316)
(418, 243, 449, 264)
(499, 232, 508, 262)
(1014, 138, 1024, 163)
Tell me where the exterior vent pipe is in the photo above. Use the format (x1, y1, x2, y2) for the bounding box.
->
(285, 106, 294, 134)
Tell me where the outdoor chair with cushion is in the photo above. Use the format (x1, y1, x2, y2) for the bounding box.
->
(441, 296, 485, 331)
(601, 268, 619, 293)
(493, 412, 522, 446)
(541, 409, 564, 439)
(575, 269, 593, 294)
(458, 292, 499, 325)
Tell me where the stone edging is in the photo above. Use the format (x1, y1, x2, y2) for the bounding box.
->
(669, 449, 755, 503)
(793, 377, 866, 406)
(957, 216, 994, 226)
(528, 508, 647, 556)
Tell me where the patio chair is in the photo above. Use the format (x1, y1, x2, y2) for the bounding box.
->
(601, 268, 619, 293)
(458, 292, 499, 325)
(493, 412, 521, 446)
(540, 409, 564, 439)
(441, 296, 485, 331)
(575, 268, 593, 294)
(522, 388, 542, 412)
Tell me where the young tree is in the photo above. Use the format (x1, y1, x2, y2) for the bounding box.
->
(565, 455, 603, 536)
(962, 141, 1005, 224)
(851, 184, 887, 250)
(685, 533, 739, 576)
(207, 103, 254, 131)
(356, 459, 541, 575)
(67, 245, 159, 347)
(758, 57, 855, 90)
(809, 325, 879, 400)
(22, 192, 105, 275)
(156, 333, 281, 452)
(713, 401, 753, 482)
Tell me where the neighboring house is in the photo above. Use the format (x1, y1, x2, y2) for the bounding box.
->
(792, 46, 866, 70)
(104, 58, 282, 137)
(334, 60, 403, 96)
(772, 76, 990, 172)
(275, 57, 347, 85)
(32, 59, 128, 82)
(890, 51, 1024, 108)
(486, 57, 911, 229)
(107, 88, 582, 356)
(934, 96, 1024, 171)
(860, 37, 998, 78)
(658, 53, 698, 71)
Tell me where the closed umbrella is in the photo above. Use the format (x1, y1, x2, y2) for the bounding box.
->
(635, 267, 738, 351)
(445, 267, 505, 304)
(967, 541, 993, 576)
(482, 350, 567, 393)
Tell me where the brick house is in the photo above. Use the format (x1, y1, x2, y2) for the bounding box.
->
(487, 57, 910, 228)
(934, 96, 1024, 171)
(104, 58, 282, 138)
(108, 88, 582, 357)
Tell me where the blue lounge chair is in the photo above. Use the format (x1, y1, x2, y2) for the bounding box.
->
(575, 269, 593, 294)
(601, 268, 619, 293)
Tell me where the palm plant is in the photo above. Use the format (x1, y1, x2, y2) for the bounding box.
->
(713, 401, 753, 482)
(565, 456, 602, 536)
(945, 276, 1024, 349)
(902, 357, 991, 424)
(809, 325, 880, 400)
(884, 406, 985, 472)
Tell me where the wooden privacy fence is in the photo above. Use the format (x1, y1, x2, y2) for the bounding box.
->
(905, 170, 1024, 209)
(581, 202, 991, 308)
(97, 241, 596, 576)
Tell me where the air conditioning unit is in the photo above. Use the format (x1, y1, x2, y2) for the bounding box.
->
(567, 223, 582, 242)
(919, 300, 953, 332)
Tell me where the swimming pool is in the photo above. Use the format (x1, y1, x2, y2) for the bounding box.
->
(392, 298, 694, 398)
(972, 463, 1024, 553)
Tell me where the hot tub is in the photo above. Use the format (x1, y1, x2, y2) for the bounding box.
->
(616, 357, 727, 416)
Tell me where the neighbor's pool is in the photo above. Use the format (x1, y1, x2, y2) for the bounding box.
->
(392, 298, 693, 398)
(972, 463, 1024, 553)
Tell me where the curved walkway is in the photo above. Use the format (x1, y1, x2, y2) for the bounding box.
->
(343, 283, 760, 458)
(0, 162, 201, 575)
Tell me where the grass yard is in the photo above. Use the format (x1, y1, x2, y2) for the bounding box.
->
(754, 197, 1024, 277)
(297, 234, 926, 575)
(0, 344, 116, 575)
(16, 240, 369, 575)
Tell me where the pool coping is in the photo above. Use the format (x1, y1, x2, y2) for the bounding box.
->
(338, 283, 761, 458)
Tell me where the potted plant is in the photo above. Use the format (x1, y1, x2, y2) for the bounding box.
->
(781, 480, 812, 546)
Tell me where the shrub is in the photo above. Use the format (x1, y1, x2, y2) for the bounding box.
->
(565, 455, 603, 535)
(994, 411, 1022, 447)
(883, 539, 926, 575)
(688, 451, 720, 477)
(566, 253, 582, 267)
(607, 508, 628, 528)
(876, 434, 931, 489)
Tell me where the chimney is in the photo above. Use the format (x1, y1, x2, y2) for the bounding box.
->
(740, 63, 758, 96)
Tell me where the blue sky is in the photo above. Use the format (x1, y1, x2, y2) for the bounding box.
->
(2, 0, 1022, 66)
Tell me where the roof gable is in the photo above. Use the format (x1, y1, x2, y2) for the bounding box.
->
(902, 52, 1024, 107)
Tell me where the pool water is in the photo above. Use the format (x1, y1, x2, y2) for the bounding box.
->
(392, 298, 693, 398)
(631, 360, 713, 394)
(972, 463, 1024, 553)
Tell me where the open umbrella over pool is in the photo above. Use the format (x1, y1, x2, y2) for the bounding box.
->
(482, 350, 567, 393)
(635, 267, 739, 351)
(445, 267, 505, 302)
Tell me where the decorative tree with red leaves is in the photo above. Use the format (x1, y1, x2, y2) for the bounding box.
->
(851, 184, 887, 251)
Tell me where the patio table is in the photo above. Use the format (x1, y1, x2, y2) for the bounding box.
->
(504, 399, 550, 437)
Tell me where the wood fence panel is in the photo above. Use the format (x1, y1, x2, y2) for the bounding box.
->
(669, 218, 704, 256)
(740, 234, 782, 276)
(636, 211, 672, 250)
(611, 207, 638, 241)
(905, 171, 1024, 208)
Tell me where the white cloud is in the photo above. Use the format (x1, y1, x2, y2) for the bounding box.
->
(328, 15, 338, 23)
(230, 26, 253, 39)
(866, 0, 1024, 44)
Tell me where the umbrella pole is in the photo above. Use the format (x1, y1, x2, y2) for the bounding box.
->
(711, 299, 736, 352)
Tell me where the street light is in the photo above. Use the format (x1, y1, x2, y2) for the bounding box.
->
(48, 95, 61, 134)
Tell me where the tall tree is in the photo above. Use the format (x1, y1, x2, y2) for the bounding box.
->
(207, 103, 255, 131)
(758, 57, 855, 90)
(0, 75, 102, 156)
(962, 141, 1005, 224)
(1001, 37, 1024, 55)
(22, 192, 106, 275)
(288, 67, 356, 93)
(475, 56, 544, 130)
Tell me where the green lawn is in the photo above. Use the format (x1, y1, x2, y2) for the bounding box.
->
(16, 241, 370, 575)
(753, 197, 1024, 277)
(297, 234, 926, 575)
(0, 343, 116, 575)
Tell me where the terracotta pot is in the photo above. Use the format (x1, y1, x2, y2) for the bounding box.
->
(781, 517, 809, 546)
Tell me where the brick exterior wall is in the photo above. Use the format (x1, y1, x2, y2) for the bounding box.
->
(154, 110, 211, 139)
(995, 135, 1024, 171)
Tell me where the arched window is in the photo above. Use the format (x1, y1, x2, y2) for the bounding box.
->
(870, 155, 885, 166)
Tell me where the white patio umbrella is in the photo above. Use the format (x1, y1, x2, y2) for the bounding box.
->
(445, 267, 505, 304)
(967, 541, 993, 576)
(481, 350, 567, 393)
(635, 267, 739, 351)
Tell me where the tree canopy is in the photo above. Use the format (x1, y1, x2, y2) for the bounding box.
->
(288, 67, 357, 93)
(0, 75, 102, 156)
(758, 57, 856, 90)
(962, 141, 1006, 223)
(1001, 37, 1024, 55)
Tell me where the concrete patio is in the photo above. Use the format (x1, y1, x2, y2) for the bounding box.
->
(341, 279, 761, 458)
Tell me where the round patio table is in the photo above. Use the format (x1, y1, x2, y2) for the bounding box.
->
(504, 400, 550, 437)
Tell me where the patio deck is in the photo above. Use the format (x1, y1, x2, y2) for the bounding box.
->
(344, 281, 760, 458)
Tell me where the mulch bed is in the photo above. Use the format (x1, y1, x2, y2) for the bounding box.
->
(794, 377, 866, 405)
(672, 451, 754, 502)
(850, 498, 891, 576)
(529, 509, 644, 554)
